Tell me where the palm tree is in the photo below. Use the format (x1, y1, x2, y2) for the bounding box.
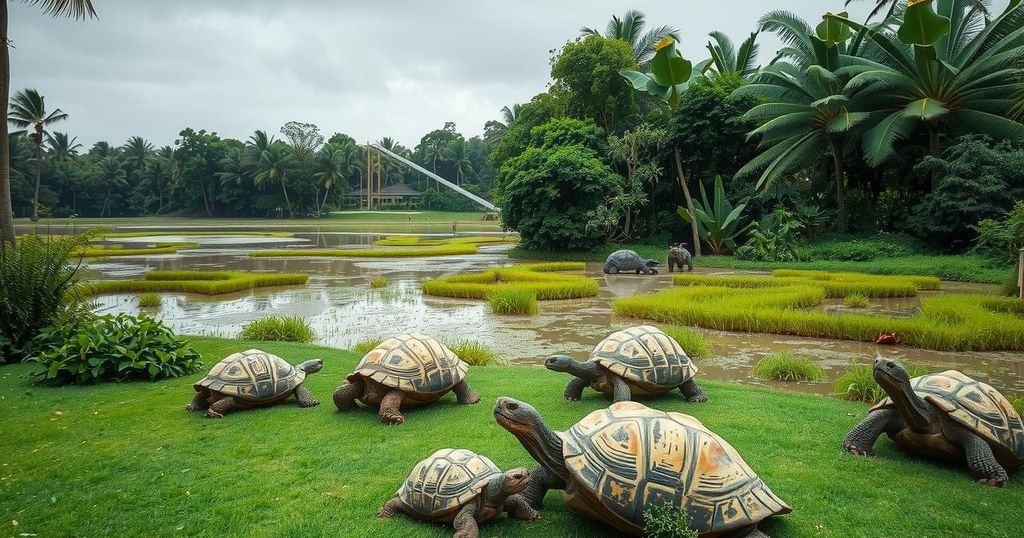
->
(215, 147, 250, 187)
(484, 104, 522, 146)
(141, 146, 176, 214)
(120, 136, 154, 181)
(251, 141, 296, 218)
(423, 137, 453, 174)
(448, 140, 475, 186)
(46, 132, 81, 162)
(313, 145, 360, 215)
(581, 10, 679, 66)
(7, 89, 68, 221)
(735, 62, 870, 233)
(88, 140, 118, 160)
(93, 156, 127, 217)
(704, 31, 761, 78)
(1, 0, 96, 243)
(845, 0, 989, 23)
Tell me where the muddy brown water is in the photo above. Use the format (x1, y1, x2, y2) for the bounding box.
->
(74, 228, 1023, 396)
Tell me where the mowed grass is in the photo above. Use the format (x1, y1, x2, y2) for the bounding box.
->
(2, 337, 1022, 537)
(421, 262, 598, 301)
(78, 271, 309, 296)
(614, 271, 1024, 351)
(250, 244, 479, 258)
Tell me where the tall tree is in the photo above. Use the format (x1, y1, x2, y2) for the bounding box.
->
(251, 140, 296, 218)
(93, 156, 126, 217)
(120, 136, 154, 182)
(8, 88, 68, 221)
(45, 131, 80, 161)
(551, 35, 639, 135)
(581, 9, 679, 66)
(279, 121, 324, 164)
(704, 31, 762, 78)
(1, 0, 96, 243)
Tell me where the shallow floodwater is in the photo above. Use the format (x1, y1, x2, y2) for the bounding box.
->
(81, 228, 1024, 395)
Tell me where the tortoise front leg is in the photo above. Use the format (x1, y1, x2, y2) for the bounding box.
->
(452, 503, 479, 538)
(377, 495, 406, 518)
(960, 430, 1008, 487)
(333, 379, 363, 411)
(609, 376, 632, 403)
(843, 408, 900, 457)
(452, 380, 481, 405)
(564, 378, 587, 401)
(680, 379, 708, 403)
(503, 494, 540, 521)
(185, 391, 209, 412)
(379, 389, 406, 425)
(206, 397, 240, 419)
(523, 465, 563, 510)
(294, 384, 319, 408)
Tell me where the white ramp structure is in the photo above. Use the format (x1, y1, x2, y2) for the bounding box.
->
(368, 143, 498, 212)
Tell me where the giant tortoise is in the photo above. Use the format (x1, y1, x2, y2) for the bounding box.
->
(186, 349, 322, 418)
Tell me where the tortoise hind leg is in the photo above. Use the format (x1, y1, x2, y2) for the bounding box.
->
(960, 430, 1008, 487)
(186, 390, 210, 412)
(379, 389, 406, 425)
(377, 495, 405, 518)
(680, 379, 708, 403)
(843, 408, 899, 457)
(452, 504, 479, 538)
(609, 376, 632, 403)
(453, 380, 480, 405)
(206, 397, 240, 419)
(294, 383, 319, 408)
(333, 379, 363, 411)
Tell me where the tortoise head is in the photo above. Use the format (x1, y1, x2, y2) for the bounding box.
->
(501, 468, 531, 494)
(494, 397, 543, 436)
(873, 357, 909, 392)
(299, 359, 324, 374)
(544, 355, 574, 373)
(494, 397, 569, 483)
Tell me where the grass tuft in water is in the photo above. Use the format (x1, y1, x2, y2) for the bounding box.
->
(843, 293, 869, 308)
(351, 338, 384, 355)
(752, 352, 825, 382)
(370, 276, 390, 289)
(239, 316, 315, 343)
(422, 262, 598, 301)
(488, 287, 538, 315)
(832, 363, 928, 403)
(446, 340, 503, 366)
(137, 293, 161, 308)
(659, 326, 710, 359)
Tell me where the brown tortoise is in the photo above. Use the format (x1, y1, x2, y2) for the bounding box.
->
(843, 358, 1024, 486)
(333, 333, 480, 424)
(186, 349, 322, 418)
(378, 448, 539, 538)
(545, 325, 707, 403)
(494, 398, 791, 537)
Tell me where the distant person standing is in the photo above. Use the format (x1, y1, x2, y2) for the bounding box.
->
(452, 221, 458, 236)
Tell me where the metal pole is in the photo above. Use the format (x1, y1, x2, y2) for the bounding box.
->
(1018, 248, 1023, 300)
(376, 150, 382, 209)
(365, 144, 371, 210)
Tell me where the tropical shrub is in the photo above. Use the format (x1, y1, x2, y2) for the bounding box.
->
(677, 175, 750, 254)
(28, 313, 202, 385)
(734, 205, 804, 262)
(239, 316, 315, 343)
(643, 502, 698, 538)
(752, 352, 825, 382)
(488, 287, 538, 315)
(974, 201, 1024, 263)
(0, 232, 93, 362)
(138, 293, 162, 307)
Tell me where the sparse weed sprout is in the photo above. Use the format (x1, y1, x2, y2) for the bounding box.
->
(239, 316, 315, 343)
(752, 352, 825, 382)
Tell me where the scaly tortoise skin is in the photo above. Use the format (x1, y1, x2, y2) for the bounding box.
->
(546, 326, 707, 403)
(186, 349, 322, 418)
(333, 334, 480, 424)
(844, 360, 1024, 486)
(377, 448, 539, 538)
(494, 398, 790, 537)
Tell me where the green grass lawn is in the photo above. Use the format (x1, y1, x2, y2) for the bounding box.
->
(2, 337, 1022, 537)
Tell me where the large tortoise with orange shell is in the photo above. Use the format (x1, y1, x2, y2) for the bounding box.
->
(494, 398, 791, 536)
(333, 333, 480, 424)
(843, 358, 1024, 486)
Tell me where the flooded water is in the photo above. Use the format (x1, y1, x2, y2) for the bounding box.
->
(79, 228, 1024, 396)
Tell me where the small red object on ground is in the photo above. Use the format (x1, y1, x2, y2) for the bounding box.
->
(875, 332, 899, 345)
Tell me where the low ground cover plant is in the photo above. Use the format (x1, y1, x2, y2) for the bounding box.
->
(421, 262, 598, 301)
(614, 272, 1024, 351)
(78, 271, 309, 296)
(27, 313, 202, 384)
(843, 294, 869, 308)
(752, 352, 826, 382)
(642, 502, 699, 538)
(239, 316, 315, 343)
(138, 293, 162, 307)
(446, 340, 502, 365)
(250, 244, 478, 258)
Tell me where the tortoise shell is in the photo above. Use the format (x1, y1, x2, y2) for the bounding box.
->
(397, 448, 502, 523)
(347, 334, 468, 402)
(195, 349, 303, 403)
(560, 401, 790, 536)
(872, 370, 1024, 466)
(590, 326, 697, 395)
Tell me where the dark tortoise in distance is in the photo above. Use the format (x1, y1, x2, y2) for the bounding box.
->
(843, 358, 1024, 487)
(186, 349, 322, 418)
(603, 249, 659, 275)
(545, 325, 707, 403)
(378, 448, 539, 538)
(333, 333, 480, 424)
(494, 398, 791, 537)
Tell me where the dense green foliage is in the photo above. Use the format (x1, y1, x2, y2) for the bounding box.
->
(0, 232, 92, 361)
(753, 352, 826, 382)
(3, 337, 1023, 537)
(238, 316, 316, 343)
(975, 201, 1024, 263)
(642, 503, 699, 538)
(27, 313, 202, 385)
(550, 36, 639, 135)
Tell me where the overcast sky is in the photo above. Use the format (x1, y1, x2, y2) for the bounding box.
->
(7, 0, 1007, 150)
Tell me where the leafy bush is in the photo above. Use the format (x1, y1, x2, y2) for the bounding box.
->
(734, 205, 804, 262)
(352, 338, 384, 355)
(489, 287, 538, 315)
(974, 201, 1024, 263)
(446, 340, 502, 366)
(239, 316, 315, 343)
(752, 352, 825, 382)
(28, 313, 202, 385)
(844, 294, 869, 308)
(1, 232, 93, 362)
(138, 293, 162, 307)
(369, 276, 390, 289)
(833, 364, 928, 403)
(660, 326, 710, 359)
(643, 502, 698, 538)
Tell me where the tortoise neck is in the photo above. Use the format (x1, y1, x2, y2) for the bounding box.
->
(482, 476, 509, 507)
(568, 360, 600, 382)
(889, 380, 936, 433)
(517, 421, 569, 482)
